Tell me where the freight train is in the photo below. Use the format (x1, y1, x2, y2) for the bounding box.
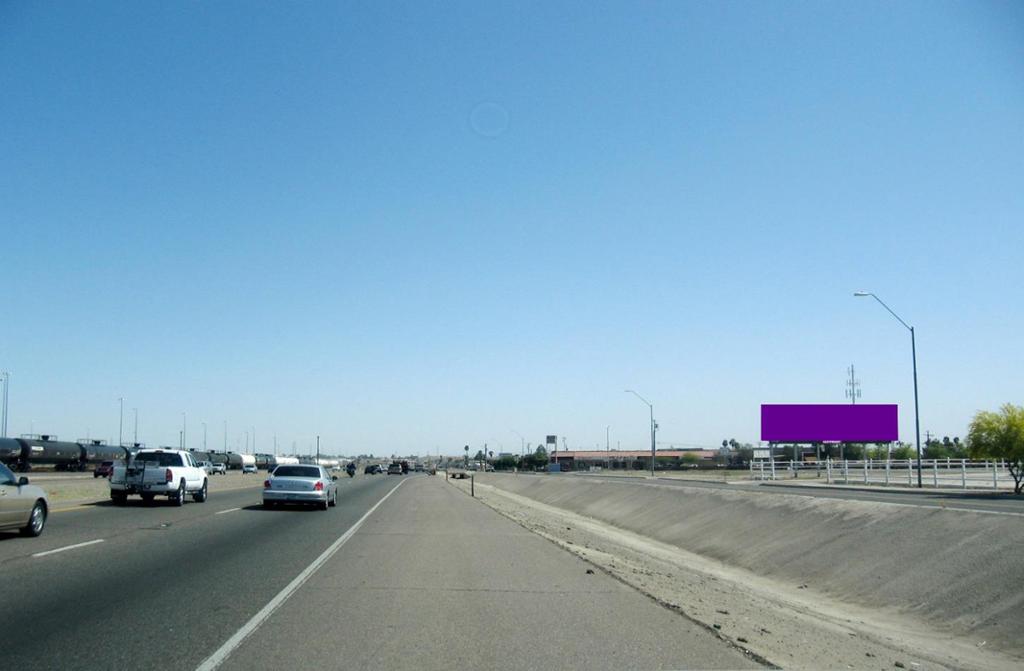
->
(0, 435, 130, 472)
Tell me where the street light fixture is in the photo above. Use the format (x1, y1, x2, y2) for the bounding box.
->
(625, 389, 656, 477)
(854, 291, 922, 487)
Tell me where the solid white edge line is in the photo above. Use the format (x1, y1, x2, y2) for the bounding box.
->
(32, 538, 105, 558)
(195, 478, 408, 671)
(215, 507, 241, 515)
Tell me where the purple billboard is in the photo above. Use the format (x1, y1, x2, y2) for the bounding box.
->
(760, 404, 898, 443)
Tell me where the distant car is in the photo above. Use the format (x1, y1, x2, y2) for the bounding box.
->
(242, 464, 257, 474)
(364, 465, 377, 474)
(197, 461, 214, 474)
(263, 464, 338, 510)
(94, 461, 115, 478)
(0, 463, 49, 537)
(387, 463, 403, 475)
(211, 462, 227, 475)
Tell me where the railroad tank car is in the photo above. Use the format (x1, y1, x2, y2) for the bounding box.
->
(188, 449, 213, 463)
(17, 436, 85, 471)
(82, 440, 129, 464)
(0, 438, 26, 469)
(207, 451, 229, 465)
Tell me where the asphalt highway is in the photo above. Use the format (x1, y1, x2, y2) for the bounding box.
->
(565, 473, 1024, 515)
(2, 474, 759, 671)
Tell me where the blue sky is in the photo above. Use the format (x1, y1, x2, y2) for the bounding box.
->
(2, 2, 1022, 456)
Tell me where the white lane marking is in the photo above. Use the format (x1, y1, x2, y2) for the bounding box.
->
(215, 507, 241, 515)
(32, 538, 105, 558)
(195, 478, 408, 671)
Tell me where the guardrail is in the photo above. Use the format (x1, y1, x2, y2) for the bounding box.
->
(750, 458, 1014, 490)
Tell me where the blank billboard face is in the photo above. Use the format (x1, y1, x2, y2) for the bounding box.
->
(760, 404, 898, 443)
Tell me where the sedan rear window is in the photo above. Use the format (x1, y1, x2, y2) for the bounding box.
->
(272, 466, 321, 478)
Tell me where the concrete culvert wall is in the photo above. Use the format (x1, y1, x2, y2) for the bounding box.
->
(477, 474, 1024, 657)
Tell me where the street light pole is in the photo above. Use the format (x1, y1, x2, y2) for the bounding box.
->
(202, 422, 207, 451)
(1, 371, 9, 438)
(854, 292, 922, 488)
(511, 429, 525, 456)
(625, 389, 656, 477)
(606, 425, 610, 451)
(118, 397, 124, 448)
(132, 408, 138, 444)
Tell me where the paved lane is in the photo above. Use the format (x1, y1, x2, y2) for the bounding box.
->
(1, 473, 400, 671)
(215, 477, 759, 671)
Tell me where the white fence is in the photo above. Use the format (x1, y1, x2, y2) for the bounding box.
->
(750, 458, 1016, 490)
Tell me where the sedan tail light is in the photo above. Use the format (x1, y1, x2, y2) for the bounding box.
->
(314, 481, 324, 491)
(165, 468, 173, 483)
(263, 480, 271, 489)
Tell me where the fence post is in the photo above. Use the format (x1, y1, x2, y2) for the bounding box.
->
(826, 459, 832, 484)
(932, 460, 938, 487)
(843, 459, 849, 484)
(993, 460, 998, 490)
(471, 474, 475, 497)
(908, 459, 913, 486)
(864, 460, 868, 484)
(885, 459, 890, 485)
(961, 460, 967, 489)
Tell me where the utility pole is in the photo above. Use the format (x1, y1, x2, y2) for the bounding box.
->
(223, 420, 227, 452)
(846, 365, 861, 404)
(133, 408, 138, 444)
(182, 412, 187, 449)
(316, 435, 320, 464)
(203, 422, 207, 451)
(118, 397, 124, 448)
(606, 425, 610, 451)
(1, 370, 9, 438)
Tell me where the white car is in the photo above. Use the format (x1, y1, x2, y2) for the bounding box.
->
(263, 465, 338, 510)
(242, 463, 257, 474)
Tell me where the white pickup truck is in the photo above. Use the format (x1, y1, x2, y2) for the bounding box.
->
(110, 449, 209, 506)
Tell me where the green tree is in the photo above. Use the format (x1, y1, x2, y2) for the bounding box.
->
(968, 404, 1024, 494)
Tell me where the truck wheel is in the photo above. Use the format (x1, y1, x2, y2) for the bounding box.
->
(21, 500, 47, 537)
(193, 479, 208, 503)
(141, 493, 155, 505)
(173, 480, 186, 506)
(111, 492, 127, 505)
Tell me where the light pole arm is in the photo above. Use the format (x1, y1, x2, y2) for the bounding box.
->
(865, 293, 912, 332)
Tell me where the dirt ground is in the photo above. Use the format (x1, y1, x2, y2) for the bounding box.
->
(28, 471, 265, 507)
(446, 474, 1021, 671)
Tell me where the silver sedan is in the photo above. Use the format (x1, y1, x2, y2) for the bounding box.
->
(262, 465, 338, 510)
(0, 463, 49, 536)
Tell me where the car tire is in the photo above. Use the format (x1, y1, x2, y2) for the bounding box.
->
(328, 491, 337, 507)
(94, 472, 99, 478)
(173, 480, 186, 506)
(111, 492, 128, 505)
(193, 479, 208, 503)
(320, 497, 329, 511)
(21, 500, 47, 537)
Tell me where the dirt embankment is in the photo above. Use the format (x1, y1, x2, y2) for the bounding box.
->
(456, 473, 1024, 670)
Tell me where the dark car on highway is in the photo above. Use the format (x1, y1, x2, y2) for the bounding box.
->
(94, 461, 115, 478)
